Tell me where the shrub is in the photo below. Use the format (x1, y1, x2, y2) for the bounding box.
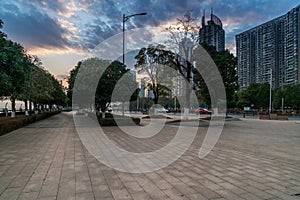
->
(98, 116, 140, 126)
(0, 111, 61, 136)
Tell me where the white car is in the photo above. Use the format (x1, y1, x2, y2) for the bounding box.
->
(149, 105, 168, 114)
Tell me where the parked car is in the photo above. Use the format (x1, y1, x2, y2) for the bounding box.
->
(149, 105, 168, 114)
(195, 108, 212, 115)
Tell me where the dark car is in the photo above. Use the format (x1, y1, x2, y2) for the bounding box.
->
(195, 108, 212, 115)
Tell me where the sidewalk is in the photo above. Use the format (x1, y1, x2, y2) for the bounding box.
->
(0, 112, 299, 200)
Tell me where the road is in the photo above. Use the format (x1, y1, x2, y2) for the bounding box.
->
(0, 112, 300, 200)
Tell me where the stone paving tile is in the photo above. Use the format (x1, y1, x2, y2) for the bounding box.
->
(38, 183, 59, 198)
(92, 184, 113, 199)
(57, 179, 75, 200)
(0, 187, 22, 200)
(37, 196, 56, 200)
(17, 192, 39, 200)
(75, 192, 94, 200)
(0, 113, 300, 200)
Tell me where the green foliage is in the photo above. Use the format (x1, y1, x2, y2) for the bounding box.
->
(68, 58, 130, 112)
(236, 83, 269, 108)
(194, 44, 239, 108)
(97, 116, 140, 126)
(67, 61, 81, 104)
(236, 83, 300, 110)
(0, 20, 67, 110)
(273, 84, 300, 109)
(135, 44, 174, 104)
(95, 60, 128, 111)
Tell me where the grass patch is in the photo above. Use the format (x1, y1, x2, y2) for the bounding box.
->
(0, 111, 61, 136)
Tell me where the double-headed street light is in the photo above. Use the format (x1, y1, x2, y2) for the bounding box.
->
(122, 12, 147, 64)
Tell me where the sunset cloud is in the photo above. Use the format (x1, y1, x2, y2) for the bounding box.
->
(0, 0, 299, 77)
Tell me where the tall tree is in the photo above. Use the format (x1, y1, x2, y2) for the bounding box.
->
(165, 12, 200, 119)
(278, 84, 300, 109)
(67, 61, 82, 105)
(1, 20, 66, 115)
(194, 44, 239, 108)
(236, 83, 269, 109)
(135, 44, 174, 104)
(68, 58, 129, 113)
(95, 60, 128, 112)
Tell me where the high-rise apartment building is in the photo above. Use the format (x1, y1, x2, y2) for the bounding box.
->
(199, 10, 225, 52)
(236, 5, 300, 90)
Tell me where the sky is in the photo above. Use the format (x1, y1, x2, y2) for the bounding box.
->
(0, 0, 299, 80)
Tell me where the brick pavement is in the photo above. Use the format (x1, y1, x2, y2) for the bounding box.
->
(0, 112, 299, 200)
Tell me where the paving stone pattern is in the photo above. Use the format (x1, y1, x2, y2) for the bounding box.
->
(0, 112, 299, 200)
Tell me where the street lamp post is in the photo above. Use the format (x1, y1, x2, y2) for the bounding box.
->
(122, 12, 147, 64)
(269, 69, 272, 113)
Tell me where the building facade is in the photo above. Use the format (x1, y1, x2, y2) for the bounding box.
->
(199, 10, 225, 52)
(236, 5, 300, 90)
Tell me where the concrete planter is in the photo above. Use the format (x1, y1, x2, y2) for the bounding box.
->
(277, 115, 288, 120)
(259, 114, 270, 120)
(259, 113, 288, 120)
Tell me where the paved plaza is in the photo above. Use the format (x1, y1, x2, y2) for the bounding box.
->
(0, 112, 300, 200)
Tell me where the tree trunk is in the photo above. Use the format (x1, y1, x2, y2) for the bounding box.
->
(29, 100, 32, 115)
(154, 89, 159, 104)
(101, 107, 106, 118)
(24, 99, 29, 116)
(11, 97, 16, 118)
(183, 61, 192, 120)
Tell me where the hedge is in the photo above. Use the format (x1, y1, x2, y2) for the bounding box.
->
(85, 111, 140, 126)
(98, 117, 140, 126)
(0, 111, 61, 136)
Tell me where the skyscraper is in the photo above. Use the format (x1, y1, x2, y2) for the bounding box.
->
(236, 5, 300, 90)
(199, 10, 225, 52)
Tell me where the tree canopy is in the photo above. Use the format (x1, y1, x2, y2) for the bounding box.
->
(235, 83, 300, 110)
(135, 44, 174, 104)
(67, 58, 130, 112)
(193, 44, 239, 108)
(0, 19, 67, 113)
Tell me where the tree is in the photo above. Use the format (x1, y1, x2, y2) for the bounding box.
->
(135, 44, 174, 104)
(96, 60, 128, 112)
(280, 84, 300, 109)
(67, 61, 81, 105)
(165, 12, 200, 119)
(1, 20, 66, 115)
(0, 40, 28, 114)
(256, 83, 269, 108)
(236, 83, 269, 109)
(68, 58, 129, 113)
(194, 44, 239, 108)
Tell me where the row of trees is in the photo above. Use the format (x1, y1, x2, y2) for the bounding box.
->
(235, 83, 300, 110)
(0, 19, 67, 116)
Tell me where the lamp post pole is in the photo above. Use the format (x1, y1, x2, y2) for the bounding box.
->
(269, 69, 272, 113)
(122, 12, 147, 64)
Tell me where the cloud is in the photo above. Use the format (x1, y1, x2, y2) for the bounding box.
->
(0, 1, 73, 51)
(1, 0, 299, 55)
